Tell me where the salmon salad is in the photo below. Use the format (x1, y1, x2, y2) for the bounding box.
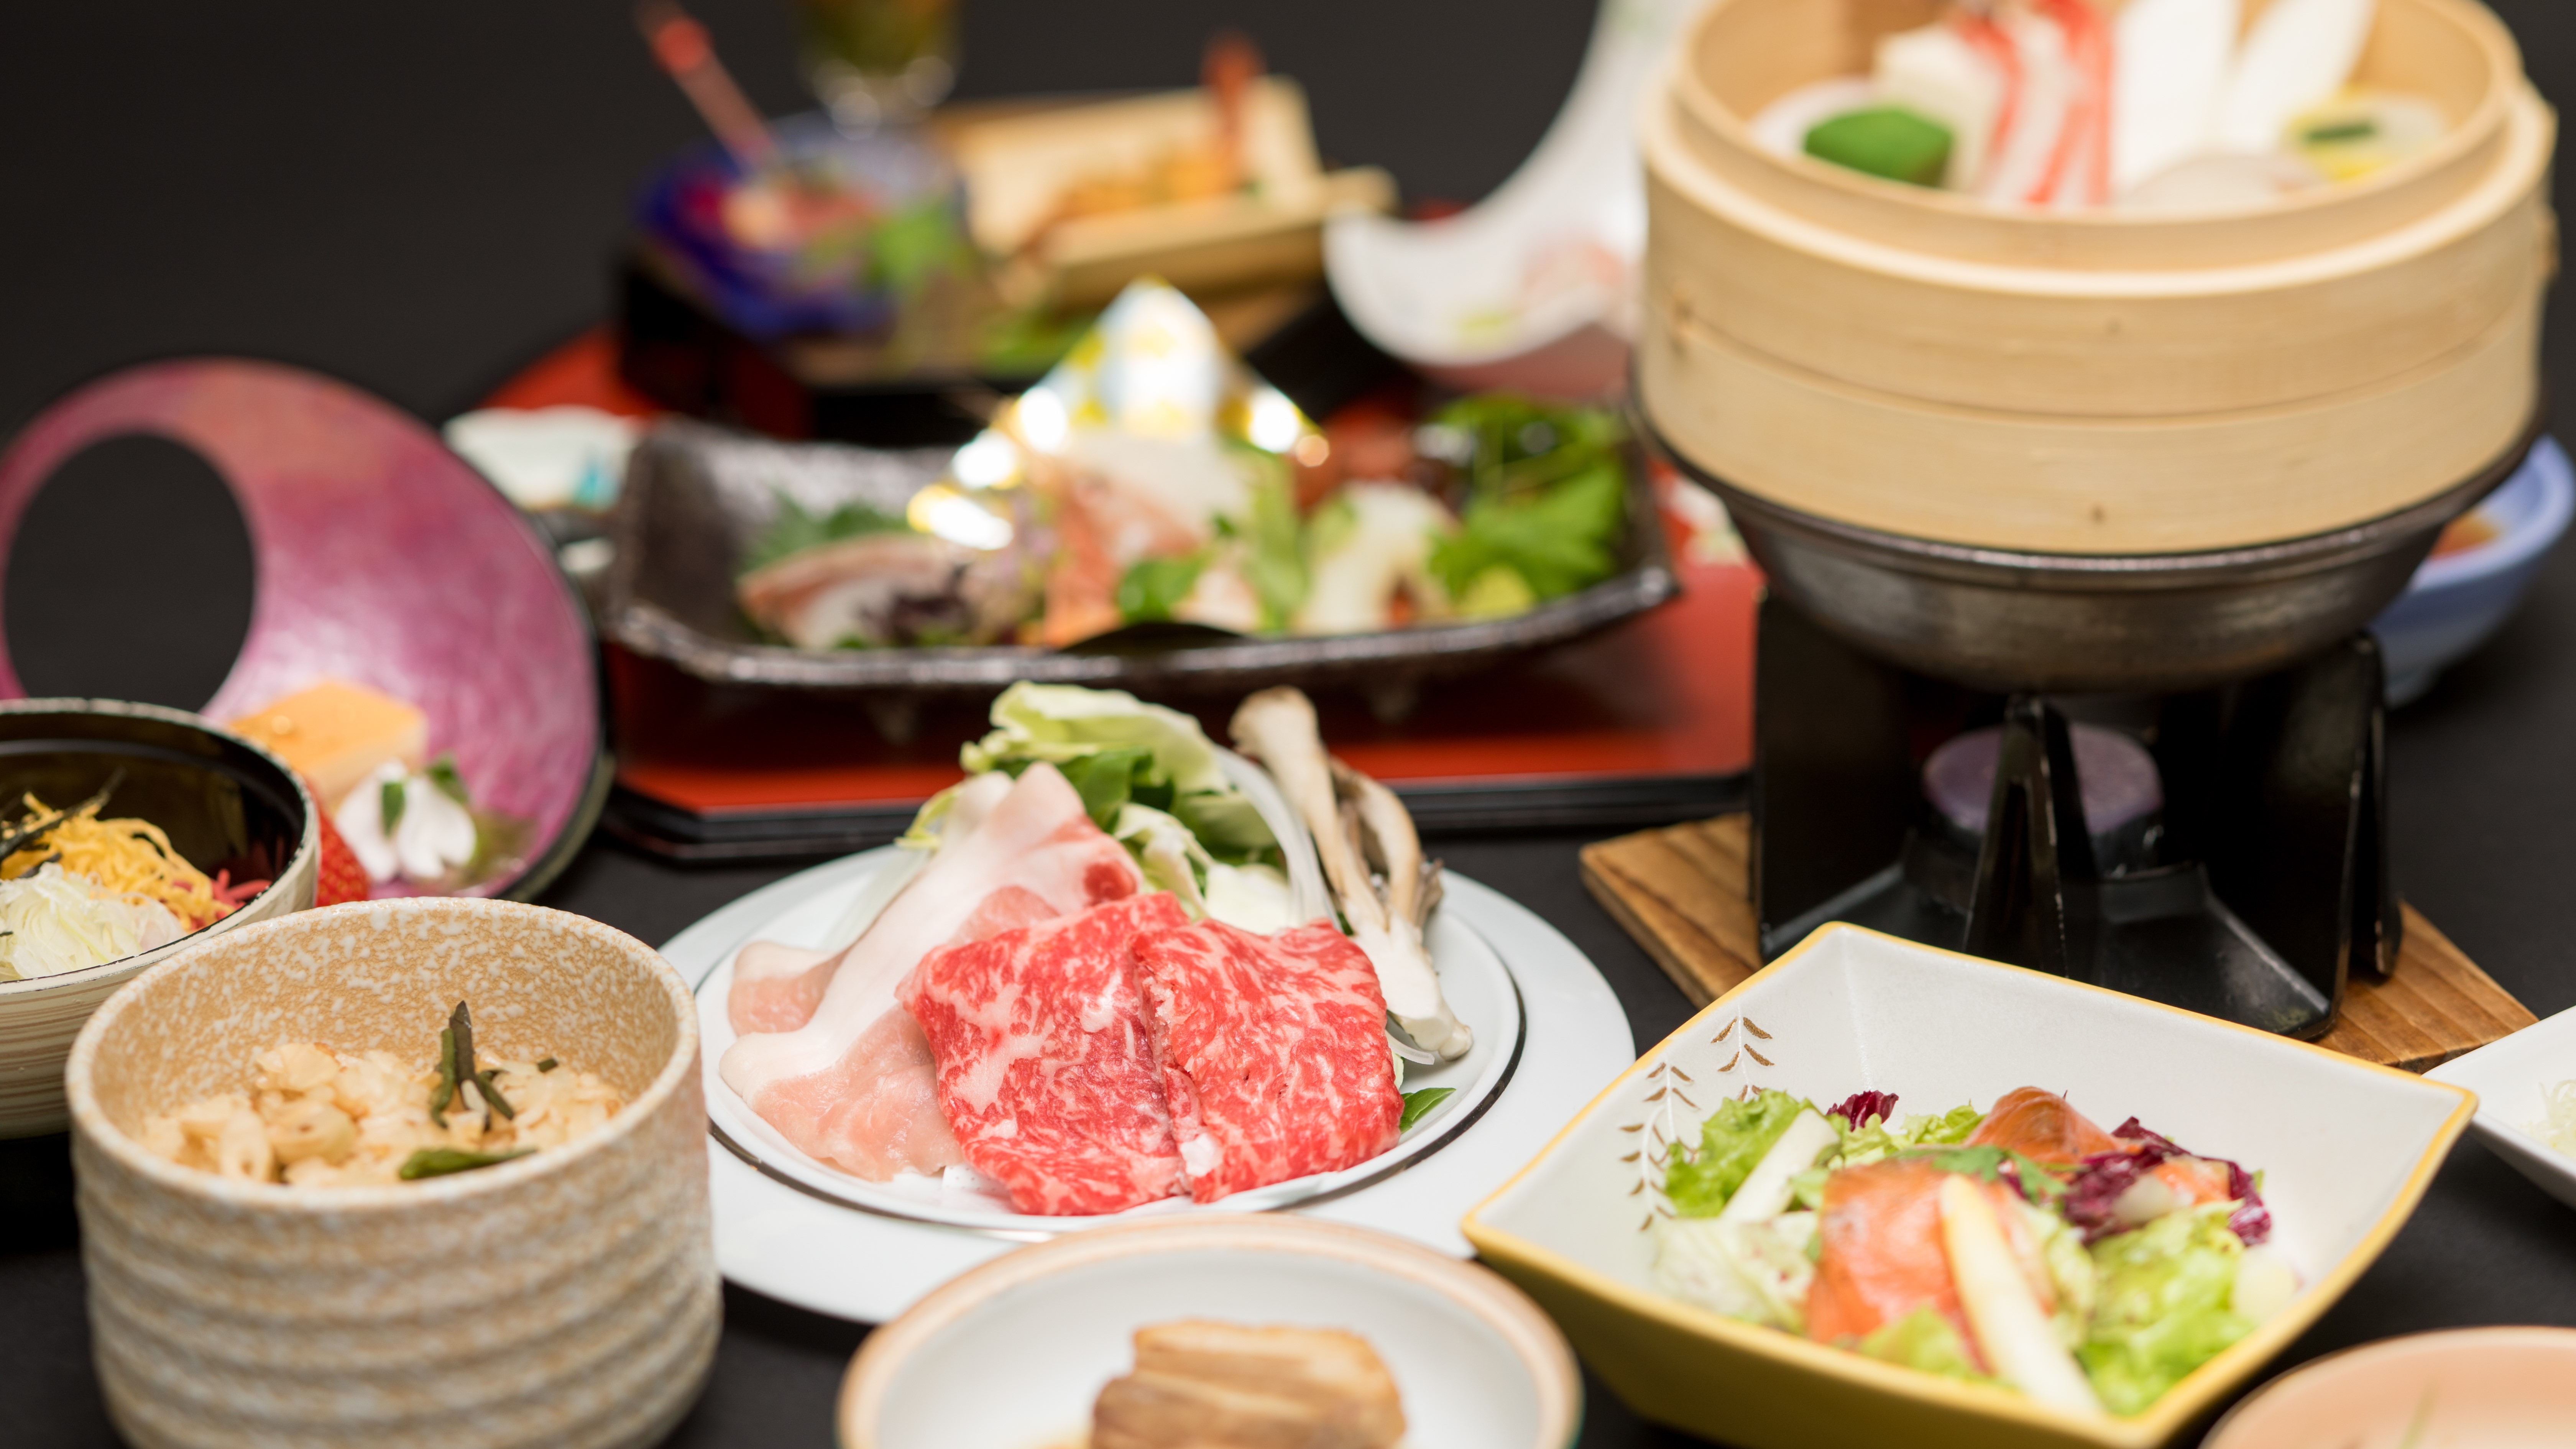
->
(1650, 1086, 2300, 1418)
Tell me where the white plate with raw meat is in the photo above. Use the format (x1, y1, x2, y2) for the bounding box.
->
(662, 684, 1636, 1323)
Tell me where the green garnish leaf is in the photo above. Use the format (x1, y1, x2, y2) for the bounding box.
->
(2303, 118, 2379, 144)
(426, 754, 470, 805)
(1400, 1087, 1456, 1132)
(536, 1057, 559, 1073)
(1856, 1306, 1993, 1382)
(474, 1069, 517, 1121)
(380, 778, 407, 831)
(1804, 106, 1955, 187)
(398, 1147, 536, 1181)
(1896, 1143, 2067, 1204)
(429, 1025, 457, 1126)
(1115, 555, 1207, 623)
(740, 495, 913, 577)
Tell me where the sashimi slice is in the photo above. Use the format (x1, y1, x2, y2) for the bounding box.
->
(1131, 920, 1403, 1204)
(720, 763, 1145, 1181)
(1806, 1160, 2040, 1358)
(2214, 0, 2378, 154)
(729, 941, 837, 1035)
(1807, 1159, 1979, 1355)
(902, 892, 1192, 1216)
(1967, 1086, 2124, 1168)
(2112, 0, 2241, 194)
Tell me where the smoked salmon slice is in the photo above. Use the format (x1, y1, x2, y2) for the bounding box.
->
(1966, 1087, 2124, 1169)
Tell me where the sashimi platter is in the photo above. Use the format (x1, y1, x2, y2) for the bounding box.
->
(670, 681, 1633, 1318)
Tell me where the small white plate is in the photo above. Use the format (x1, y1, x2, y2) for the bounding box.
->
(837, 1215, 1583, 1449)
(2426, 1001, 2576, 1211)
(660, 849, 1634, 1322)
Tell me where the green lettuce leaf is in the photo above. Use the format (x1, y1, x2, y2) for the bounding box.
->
(1666, 1089, 1808, 1217)
(1835, 1102, 1986, 1169)
(961, 683, 1277, 864)
(1856, 1307, 1991, 1383)
(2080, 1204, 2253, 1417)
(740, 495, 912, 576)
(1115, 555, 1206, 623)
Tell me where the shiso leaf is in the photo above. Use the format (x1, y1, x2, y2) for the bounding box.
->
(1400, 1087, 1455, 1132)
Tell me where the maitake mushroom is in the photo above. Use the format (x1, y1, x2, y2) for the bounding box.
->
(1230, 687, 1473, 1061)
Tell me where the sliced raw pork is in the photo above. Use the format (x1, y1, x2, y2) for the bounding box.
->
(902, 892, 1191, 1216)
(724, 772, 1014, 1036)
(720, 764, 1143, 1180)
(1130, 920, 1403, 1204)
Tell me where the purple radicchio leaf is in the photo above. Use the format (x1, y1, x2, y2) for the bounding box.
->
(1826, 1091, 1900, 1129)
(2060, 1118, 2272, 1247)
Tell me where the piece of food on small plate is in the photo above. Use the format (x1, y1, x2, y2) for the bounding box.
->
(715, 680, 1469, 1216)
(229, 677, 532, 896)
(834, 1215, 1579, 1449)
(1091, 1319, 1407, 1449)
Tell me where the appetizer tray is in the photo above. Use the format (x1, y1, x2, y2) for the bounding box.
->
(1580, 814, 2538, 1073)
(657, 846, 1636, 1324)
(599, 424, 1677, 704)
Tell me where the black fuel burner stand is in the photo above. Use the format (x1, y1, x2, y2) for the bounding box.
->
(1753, 600, 2397, 1038)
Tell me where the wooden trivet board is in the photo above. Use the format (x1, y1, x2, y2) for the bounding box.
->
(1580, 814, 2536, 1074)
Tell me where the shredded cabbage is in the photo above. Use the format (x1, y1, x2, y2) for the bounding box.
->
(0, 864, 186, 981)
(961, 683, 1276, 861)
(2532, 1079, 2576, 1160)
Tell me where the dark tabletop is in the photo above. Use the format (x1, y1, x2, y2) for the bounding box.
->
(7, 3, 2576, 1446)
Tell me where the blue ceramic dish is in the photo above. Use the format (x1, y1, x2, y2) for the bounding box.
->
(2372, 435, 2573, 705)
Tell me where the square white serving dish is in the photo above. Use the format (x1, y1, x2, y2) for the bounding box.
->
(2427, 1000, 2576, 1211)
(1464, 923, 2476, 1449)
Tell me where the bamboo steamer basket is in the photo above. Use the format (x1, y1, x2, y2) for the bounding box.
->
(1639, 0, 2556, 555)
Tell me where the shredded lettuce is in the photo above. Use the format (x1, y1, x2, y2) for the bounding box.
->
(1856, 1308, 1991, 1383)
(2080, 1204, 2253, 1417)
(1651, 1212, 1817, 1331)
(2020, 1197, 2100, 1350)
(1666, 1089, 1808, 1217)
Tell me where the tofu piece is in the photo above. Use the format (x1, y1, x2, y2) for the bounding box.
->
(229, 680, 427, 811)
(1875, 22, 2003, 189)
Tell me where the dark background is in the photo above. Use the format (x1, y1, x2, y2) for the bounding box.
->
(5, 2, 2576, 1446)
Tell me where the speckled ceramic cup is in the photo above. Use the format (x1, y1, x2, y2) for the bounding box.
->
(64, 897, 716, 1449)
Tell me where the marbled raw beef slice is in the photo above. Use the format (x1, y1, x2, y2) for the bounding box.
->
(1132, 920, 1404, 1203)
(901, 891, 1191, 1216)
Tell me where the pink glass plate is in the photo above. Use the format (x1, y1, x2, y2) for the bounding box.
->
(0, 359, 603, 898)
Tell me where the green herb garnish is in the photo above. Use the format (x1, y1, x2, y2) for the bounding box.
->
(398, 1147, 535, 1180)
(429, 1024, 458, 1127)
(474, 1069, 517, 1121)
(1399, 1087, 1456, 1132)
(2303, 118, 2379, 144)
(380, 778, 407, 831)
(426, 754, 470, 804)
(740, 495, 912, 576)
(1115, 555, 1207, 623)
(536, 1057, 559, 1073)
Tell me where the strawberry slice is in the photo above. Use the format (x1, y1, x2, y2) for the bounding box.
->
(308, 789, 373, 907)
